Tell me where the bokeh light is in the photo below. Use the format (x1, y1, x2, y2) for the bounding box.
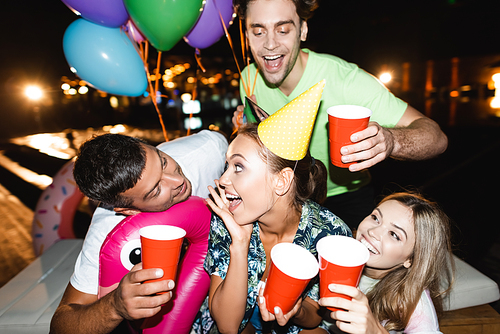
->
(78, 86, 89, 94)
(25, 85, 43, 101)
(379, 72, 392, 84)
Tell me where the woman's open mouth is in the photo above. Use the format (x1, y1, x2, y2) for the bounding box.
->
(226, 193, 242, 212)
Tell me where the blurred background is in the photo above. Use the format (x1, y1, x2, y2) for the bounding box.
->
(1, 0, 500, 139)
(0, 0, 499, 312)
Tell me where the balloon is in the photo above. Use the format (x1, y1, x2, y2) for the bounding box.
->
(61, 0, 129, 28)
(184, 0, 235, 49)
(63, 19, 148, 97)
(99, 197, 211, 334)
(125, 19, 146, 43)
(124, 0, 204, 51)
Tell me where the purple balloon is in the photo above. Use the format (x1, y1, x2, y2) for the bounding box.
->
(184, 0, 235, 49)
(62, 0, 129, 28)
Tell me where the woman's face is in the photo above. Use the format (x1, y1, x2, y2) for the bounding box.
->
(218, 134, 277, 225)
(356, 200, 416, 277)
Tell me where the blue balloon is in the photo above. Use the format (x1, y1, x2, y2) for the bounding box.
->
(63, 19, 147, 96)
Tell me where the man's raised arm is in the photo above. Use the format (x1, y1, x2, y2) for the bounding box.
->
(341, 105, 448, 172)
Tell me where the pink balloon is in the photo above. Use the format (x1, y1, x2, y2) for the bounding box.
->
(99, 196, 211, 334)
(125, 19, 146, 43)
(184, 0, 235, 49)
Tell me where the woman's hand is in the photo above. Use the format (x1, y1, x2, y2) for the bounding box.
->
(206, 180, 253, 245)
(318, 284, 388, 334)
(206, 181, 254, 333)
(257, 283, 303, 327)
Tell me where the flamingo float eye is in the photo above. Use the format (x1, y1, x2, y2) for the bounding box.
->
(120, 239, 142, 270)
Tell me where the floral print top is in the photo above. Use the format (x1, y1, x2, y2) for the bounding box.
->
(192, 200, 351, 334)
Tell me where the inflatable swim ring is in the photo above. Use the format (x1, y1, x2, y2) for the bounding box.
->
(32, 159, 84, 256)
(98, 196, 211, 334)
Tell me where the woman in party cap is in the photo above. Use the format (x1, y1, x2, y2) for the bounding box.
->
(192, 81, 351, 334)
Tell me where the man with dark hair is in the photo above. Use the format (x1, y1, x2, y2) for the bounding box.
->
(50, 130, 227, 333)
(232, 0, 448, 229)
(73, 133, 193, 213)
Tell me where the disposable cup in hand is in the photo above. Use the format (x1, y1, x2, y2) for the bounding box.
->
(263, 243, 319, 314)
(327, 105, 372, 168)
(140, 225, 186, 287)
(317, 235, 369, 311)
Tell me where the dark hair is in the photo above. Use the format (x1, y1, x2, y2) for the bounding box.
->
(236, 123, 327, 210)
(73, 134, 147, 208)
(234, 0, 319, 21)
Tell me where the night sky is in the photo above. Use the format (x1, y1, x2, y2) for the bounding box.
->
(305, 0, 500, 73)
(1, 0, 498, 81)
(0, 0, 498, 136)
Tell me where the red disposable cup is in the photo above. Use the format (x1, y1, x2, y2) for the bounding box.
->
(316, 235, 369, 311)
(327, 105, 372, 168)
(263, 243, 319, 314)
(140, 225, 186, 288)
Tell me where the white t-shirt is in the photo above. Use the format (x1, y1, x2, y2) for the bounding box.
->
(70, 130, 228, 295)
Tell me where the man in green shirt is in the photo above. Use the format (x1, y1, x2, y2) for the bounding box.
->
(232, 0, 448, 229)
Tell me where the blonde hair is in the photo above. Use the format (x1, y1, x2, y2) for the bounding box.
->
(365, 192, 455, 331)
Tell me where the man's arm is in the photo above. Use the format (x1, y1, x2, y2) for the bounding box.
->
(341, 105, 448, 172)
(50, 265, 174, 334)
(50, 284, 121, 334)
(389, 104, 448, 159)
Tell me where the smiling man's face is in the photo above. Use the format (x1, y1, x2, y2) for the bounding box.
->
(117, 144, 192, 213)
(245, 0, 307, 88)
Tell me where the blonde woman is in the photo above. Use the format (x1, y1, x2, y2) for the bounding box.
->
(319, 192, 455, 333)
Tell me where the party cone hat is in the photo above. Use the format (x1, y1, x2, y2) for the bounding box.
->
(258, 79, 325, 160)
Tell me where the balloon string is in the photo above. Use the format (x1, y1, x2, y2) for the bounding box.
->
(239, 18, 246, 66)
(240, 19, 249, 96)
(187, 113, 193, 136)
(219, 9, 249, 96)
(246, 65, 250, 97)
(245, 31, 250, 67)
(152, 93, 168, 142)
(187, 66, 201, 136)
(155, 52, 161, 95)
(156, 51, 168, 141)
(192, 70, 198, 102)
(139, 42, 144, 62)
(144, 51, 168, 142)
(194, 49, 206, 73)
(251, 68, 259, 96)
(122, 27, 168, 141)
(239, 18, 258, 97)
(146, 75, 168, 142)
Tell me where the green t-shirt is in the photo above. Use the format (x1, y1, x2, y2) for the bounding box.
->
(240, 49, 407, 197)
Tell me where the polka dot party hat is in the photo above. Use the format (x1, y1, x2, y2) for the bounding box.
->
(257, 79, 325, 160)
